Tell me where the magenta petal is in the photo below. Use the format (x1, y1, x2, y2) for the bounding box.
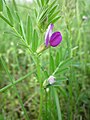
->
(50, 32, 62, 47)
(45, 24, 54, 46)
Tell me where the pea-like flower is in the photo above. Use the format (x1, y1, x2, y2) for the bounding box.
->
(36, 23, 62, 54)
(45, 24, 62, 47)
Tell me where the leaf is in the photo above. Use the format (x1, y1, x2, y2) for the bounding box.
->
(48, 1, 60, 23)
(4, 30, 19, 38)
(48, 10, 60, 23)
(59, 87, 67, 98)
(0, 57, 12, 82)
(43, 69, 49, 78)
(38, 0, 56, 22)
(37, 0, 41, 7)
(12, 0, 18, 11)
(50, 16, 61, 24)
(45, 0, 49, 5)
(53, 88, 62, 120)
(53, 58, 72, 75)
(34, 9, 38, 18)
(6, 6, 13, 24)
(49, 0, 56, 10)
(19, 20, 26, 41)
(38, 7, 49, 22)
(15, 11, 20, 22)
(49, 5, 57, 15)
(55, 51, 60, 67)
(56, 68, 69, 75)
(0, 0, 3, 12)
(26, 15, 32, 45)
(59, 58, 73, 69)
(41, 0, 44, 6)
(32, 29, 38, 52)
(0, 13, 13, 27)
(56, 77, 68, 82)
(18, 43, 29, 49)
(50, 54, 55, 73)
(59, 47, 62, 61)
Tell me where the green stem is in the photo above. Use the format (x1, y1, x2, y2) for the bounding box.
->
(36, 43, 50, 55)
(0, 70, 34, 93)
(53, 87, 62, 120)
(37, 57, 43, 120)
(45, 90, 48, 119)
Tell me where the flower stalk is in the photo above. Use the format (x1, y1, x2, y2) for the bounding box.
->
(37, 57, 43, 120)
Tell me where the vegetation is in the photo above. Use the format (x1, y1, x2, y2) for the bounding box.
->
(0, 0, 90, 120)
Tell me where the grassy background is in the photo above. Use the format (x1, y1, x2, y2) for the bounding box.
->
(0, 0, 90, 120)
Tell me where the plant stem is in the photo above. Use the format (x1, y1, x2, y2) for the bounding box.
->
(53, 87, 62, 120)
(45, 90, 48, 119)
(0, 70, 34, 93)
(37, 57, 43, 120)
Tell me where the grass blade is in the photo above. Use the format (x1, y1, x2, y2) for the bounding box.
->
(0, 13, 13, 27)
(0, 70, 35, 93)
(6, 6, 13, 24)
(50, 54, 55, 73)
(26, 15, 32, 45)
(53, 88, 62, 120)
(0, 0, 3, 12)
(32, 29, 38, 52)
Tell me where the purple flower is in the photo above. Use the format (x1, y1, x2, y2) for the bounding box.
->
(45, 24, 62, 47)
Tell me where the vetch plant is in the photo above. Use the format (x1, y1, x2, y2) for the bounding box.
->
(0, 0, 73, 120)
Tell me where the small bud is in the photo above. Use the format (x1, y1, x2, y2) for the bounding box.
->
(43, 75, 56, 89)
(10, 42, 14, 46)
(82, 16, 88, 21)
(48, 75, 56, 85)
(46, 88, 49, 92)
